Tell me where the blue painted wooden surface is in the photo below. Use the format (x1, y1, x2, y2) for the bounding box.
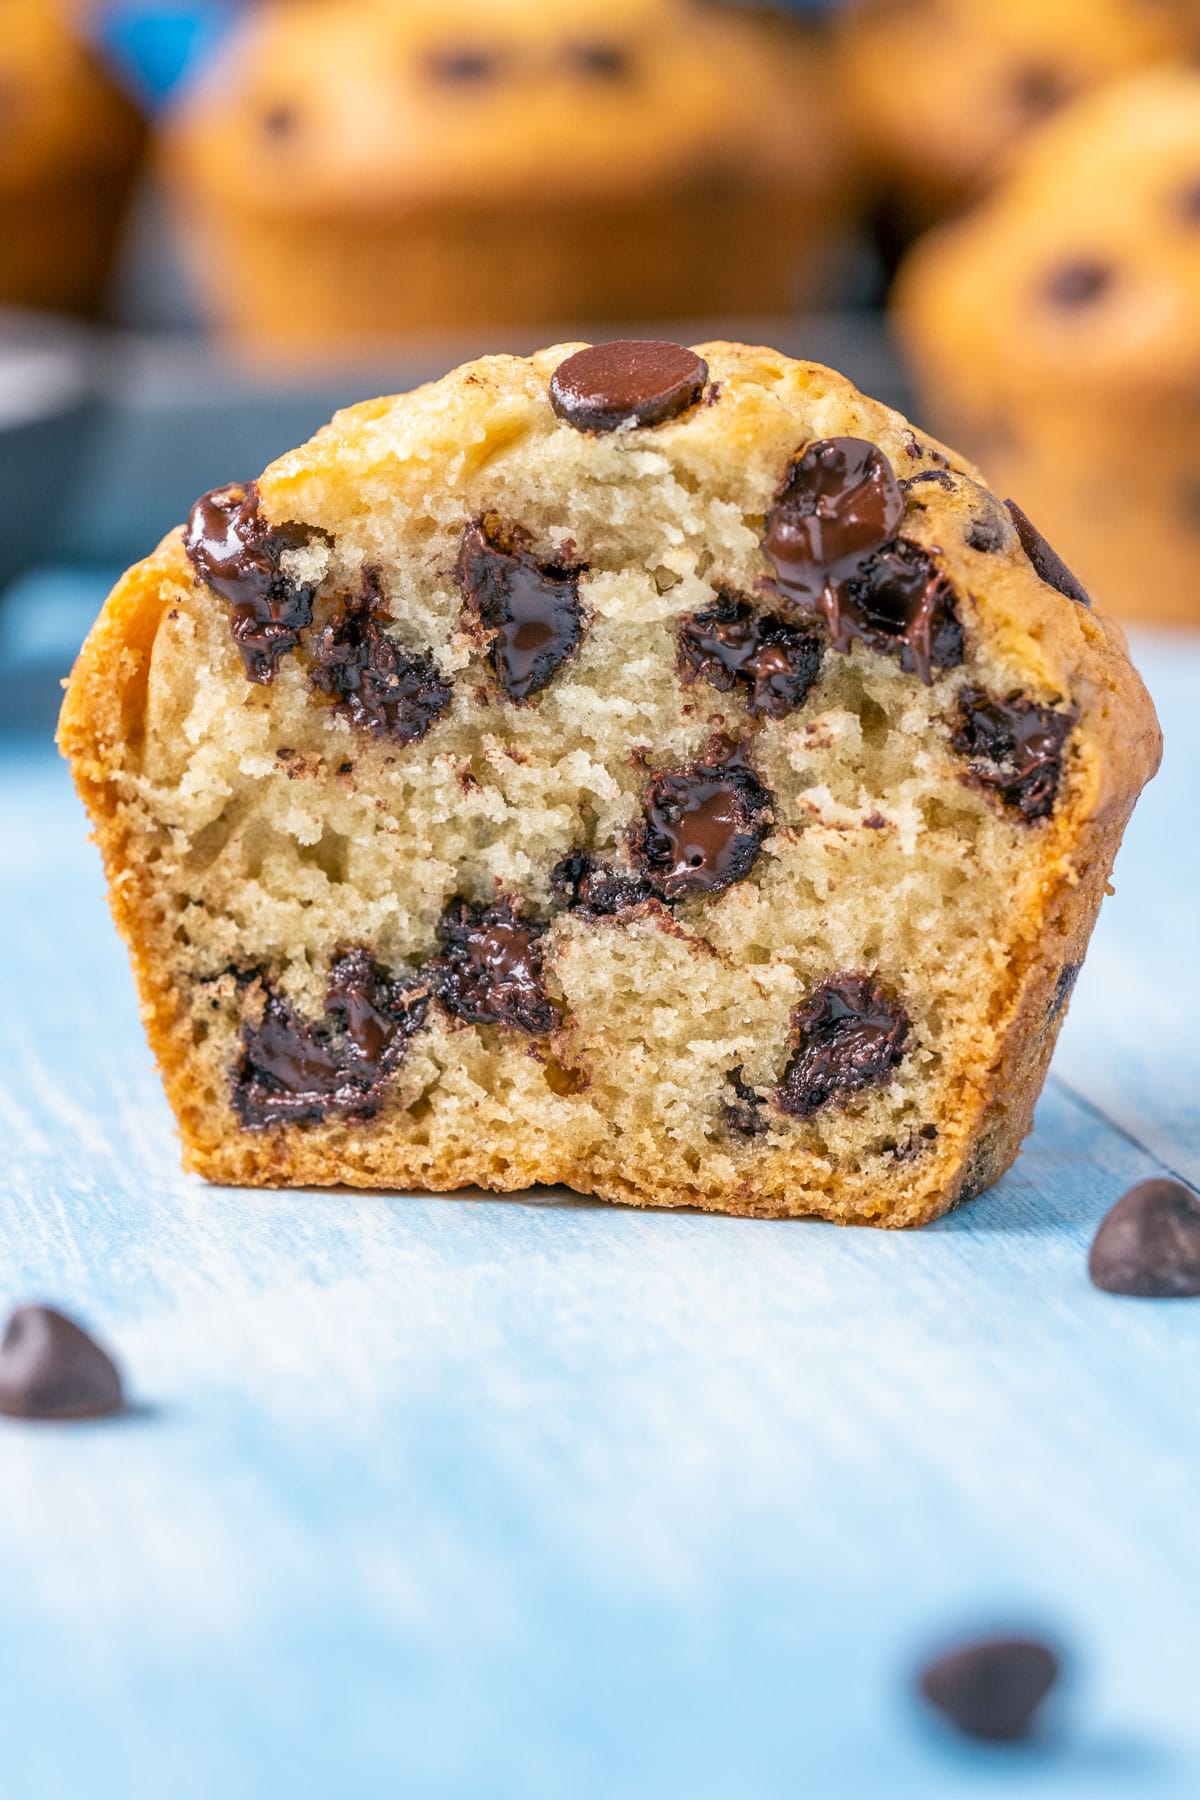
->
(0, 620, 1197, 1800)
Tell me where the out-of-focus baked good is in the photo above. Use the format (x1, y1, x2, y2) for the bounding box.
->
(0, 0, 144, 313)
(163, 0, 850, 351)
(58, 338, 1159, 1225)
(894, 66, 1200, 624)
(835, 0, 1195, 245)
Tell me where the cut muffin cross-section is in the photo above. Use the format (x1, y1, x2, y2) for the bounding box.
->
(58, 339, 1161, 1225)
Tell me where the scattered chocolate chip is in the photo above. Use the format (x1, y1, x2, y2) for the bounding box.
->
(427, 46, 499, 83)
(458, 520, 584, 702)
(1088, 1178, 1200, 1297)
(966, 516, 1006, 554)
(952, 687, 1073, 822)
(900, 469, 955, 494)
(1043, 259, 1112, 308)
(430, 900, 560, 1034)
(184, 482, 330, 684)
(312, 570, 451, 743)
(566, 40, 631, 78)
(630, 756, 772, 901)
(918, 1636, 1060, 1742)
(763, 437, 905, 610)
(550, 341, 709, 433)
(677, 596, 823, 719)
(1048, 961, 1081, 1022)
(0, 1306, 124, 1421)
(776, 975, 908, 1118)
(233, 952, 427, 1128)
(724, 1066, 769, 1137)
(838, 540, 964, 684)
(1004, 500, 1091, 607)
(550, 851, 655, 916)
(1010, 63, 1071, 119)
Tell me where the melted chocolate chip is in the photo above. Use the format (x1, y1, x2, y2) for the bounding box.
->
(724, 1066, 769, 1138)
(1088, 1178, 1200, 1298)
(1004, 500, 1091, 606)
(677, 596, 823, 719)
(763, 437, 905, 609)
(430, 900, 560, 1034)
(838, 540, 964, 683)
(630, 757, 772, 901)
(458, 521, 584, 702)
(233, 952, 427, 1128)
(312, 572, 452, 743)
(1043, 259, 1112, 308)
(918, 1637, 1060, 1742)
(776, 975, 908, 1118)
(0, 1306, 124, 1421)
(951, 687, 1073, 822)
(550, 851, 655, 916)
(567, 41, 631, 78)
(550, 341, 709, 433)
(966, 516, 1006, 554)
(184, 482, 329, 684)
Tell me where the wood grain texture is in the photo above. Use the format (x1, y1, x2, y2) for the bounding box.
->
(0, 628, 1196, 1800)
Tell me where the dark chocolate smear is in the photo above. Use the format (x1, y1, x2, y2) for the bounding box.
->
(1004, 499, 1091, 607)
(184, 481, 329, 684)
(951, 687, 1073, 822)
(724, 1066, 770, 1138)
(1088, 1178, 1200, 1298)
(918, 1636, 1060, 1742)
(1042, 259, 1112, 308)
(458, 520, 584, 702)
(630, 756, 772, 901)
(776, 975, 908, 1118)
(430, 900, 560, 1034)
(677, 596, 823, 719)
(0, 1306, 124, 1421)
(550, 341, 708, 433)
(550, 851, 655, 916)
(312, 571, 452, 743)
(233, 951, 428, 1128)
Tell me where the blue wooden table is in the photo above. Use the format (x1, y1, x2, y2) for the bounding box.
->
(1, 609, 1197, 1800)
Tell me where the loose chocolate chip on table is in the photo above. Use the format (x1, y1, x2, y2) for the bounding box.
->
(312, 570, 452, 743)
(1004, 500, 1091, 607)
(677, 596, 823, 719)
(1042, 259, 1112, 309)
(233, 951, 428, 1128)
(776, 975, 908, 1118)
(0, 1306, 124, 1421)
(630, 756, 773, 901)
(458, 520, 584, 702)
(951, 687, 1073, 822)
(550, 341, 709, 433)
(431, 900, 560, 1034)
(550, 851, 655, 916)
(918, 1636, 1060, 1742)
(724, 1066, 769, 1138)
(764, 436, 905, 610)
(1089, 1178, 1200, 1297)
(184, 482, 330, 684)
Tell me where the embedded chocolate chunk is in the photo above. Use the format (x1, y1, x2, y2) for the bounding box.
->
(1004, 500, 1091, 607)
(966, 516, 1006, 554)
(0, 1305, 124, 1421)
(837, 540, 964, 684)
(677, 596, 822, 719)
(724, 1066, 769, 1138)
(630, 757, 773, 901)
(1048, 961, 1081, 1022)
(184, 481, 329, 684)
(1042, 259, 1112, 308)
(1088, 1178, 1200, 1298)
(458, 520, 584, 702)
(550, 341, 709, 433)
(431, 900, 560, 1034)
(427, 46, 499, 83)
(312, 572, 451, 743)
(567, 41, 631, 79)
(899, 469, 955, 494)
(918, 1636, 1060, 1742)
(233, 952, 427, 1128)
(763, 436, 905, 609)
(776, 975, 908, 1118)
(951, 687, 1074, 822)
(550, 851, 655, 916)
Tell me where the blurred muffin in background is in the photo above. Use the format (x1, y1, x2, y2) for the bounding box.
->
(163, 0, 851, 351)
(834, 0, 1195, 251)
(0, 0, 144, 313)
(894, 66, 1200, 625)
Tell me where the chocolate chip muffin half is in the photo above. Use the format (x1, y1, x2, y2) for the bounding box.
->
(58, 341, 1161, 1225)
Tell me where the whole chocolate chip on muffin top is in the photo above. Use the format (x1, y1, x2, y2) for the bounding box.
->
(550, 341, 709, 433)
